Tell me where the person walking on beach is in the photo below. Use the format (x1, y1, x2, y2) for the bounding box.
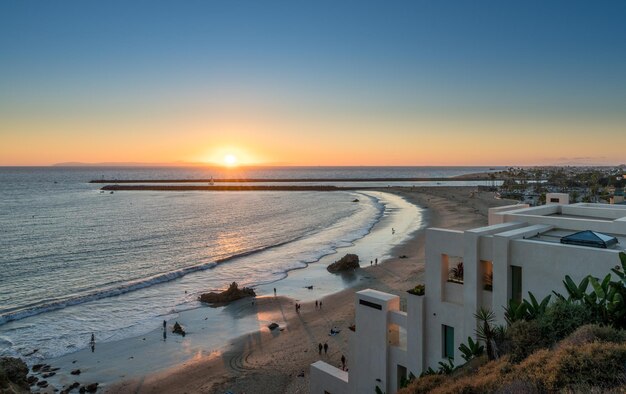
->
(318, 343, 323, 355)
(90, 333, 95, 353)
(315, 300, 318, 309)
(341, 354, 346, 371)
(375, 258, 378, 265)
(163, 320, 166, 330)
(274, 288, 276, 296)
(323, 342, 328, 355)
(319, 300, 322, 309)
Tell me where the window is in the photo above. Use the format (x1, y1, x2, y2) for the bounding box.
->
(397, 365, 408, 389)
(511, 266, 522, 303)
(442, 325, 454, 359)
(550, 197, 560, 203)
(482, 260, 493, 291)
(359, 299, 382, 310)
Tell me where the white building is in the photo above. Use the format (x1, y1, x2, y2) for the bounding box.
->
(311, 197, 626, 394)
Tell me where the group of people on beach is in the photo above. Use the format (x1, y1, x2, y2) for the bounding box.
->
(295, 303, 301, 312)
(317, 342, 347, 371)
(370, 258, 378, 266)
(314, 300, 323, 309)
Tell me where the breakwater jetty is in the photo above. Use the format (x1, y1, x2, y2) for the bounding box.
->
(100, 185, 372, 192)
(90, 176, 489, 184)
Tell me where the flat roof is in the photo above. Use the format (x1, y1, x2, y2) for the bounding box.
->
(547, 213, 613, 221)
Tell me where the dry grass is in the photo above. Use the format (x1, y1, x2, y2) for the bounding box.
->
(400, 325, 626, 394)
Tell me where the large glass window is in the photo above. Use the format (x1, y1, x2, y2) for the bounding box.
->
(442, 325, 454, 359)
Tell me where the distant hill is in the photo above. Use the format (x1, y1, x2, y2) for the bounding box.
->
(52, 161, 208, 167)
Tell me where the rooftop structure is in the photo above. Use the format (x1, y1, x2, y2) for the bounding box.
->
(311, 201, 626, 394)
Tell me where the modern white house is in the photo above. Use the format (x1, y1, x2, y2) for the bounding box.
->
(310, 193, 626, 394)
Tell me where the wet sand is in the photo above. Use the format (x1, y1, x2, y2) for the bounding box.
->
(104, 186, 518, 394)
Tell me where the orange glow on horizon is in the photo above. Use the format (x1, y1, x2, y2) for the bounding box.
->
(223, 154, 237, 166)
(1, 108, 625, 167)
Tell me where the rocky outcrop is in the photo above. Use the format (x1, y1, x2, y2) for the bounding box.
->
(172, 322, 186, 336)
(0, 357, 29, 393)
(60, 381, 81, 394)
(327, 254, 360, 273)
(199, 282, 256, 305)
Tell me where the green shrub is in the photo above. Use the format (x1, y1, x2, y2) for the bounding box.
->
(407, 284, 425, 296)
(538, 298, 596, 344)
(507, 319, 550, 363)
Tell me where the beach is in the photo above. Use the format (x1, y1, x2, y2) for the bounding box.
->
(97, 186, 517, 394)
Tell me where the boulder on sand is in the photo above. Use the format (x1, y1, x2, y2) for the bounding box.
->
(199, 282, 256, 306)
(327, 254, 360, 273)
(172, 322, 186, 336)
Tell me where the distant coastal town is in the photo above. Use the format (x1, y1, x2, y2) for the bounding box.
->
(488, 165, 626, 205)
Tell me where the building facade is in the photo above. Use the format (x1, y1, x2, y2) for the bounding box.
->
(311, 197, 626, 394)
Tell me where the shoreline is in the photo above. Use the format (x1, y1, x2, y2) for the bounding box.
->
(28, 189, 421, 392)
(104, 187, 518, 394)
(22, 186, 518, 394)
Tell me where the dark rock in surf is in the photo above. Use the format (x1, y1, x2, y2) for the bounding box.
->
(327, 254, 360, 273)
(198, 282, 256, 306)
(70, 369, 81, 375)
(172, 322, 186, 336)
(27, 375, 38, 386)
(268, 323, 279, 330)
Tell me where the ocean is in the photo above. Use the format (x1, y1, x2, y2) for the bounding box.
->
(0, 166, 497, 363)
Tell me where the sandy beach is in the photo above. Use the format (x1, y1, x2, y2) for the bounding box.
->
(99, 186, 517, 394)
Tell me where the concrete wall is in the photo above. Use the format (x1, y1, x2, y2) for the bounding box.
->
(509, 240, 622, 301)
(488, 204, 530, 225)
(351, 290, 399, 394)
(406, 294, 424, 376)
(310, 361, 349, 394)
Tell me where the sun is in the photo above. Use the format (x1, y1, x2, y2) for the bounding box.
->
(223, 154, 238, 166)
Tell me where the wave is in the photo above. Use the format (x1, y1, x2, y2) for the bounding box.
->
(0, 193, 385, 326)
(0, 236, 310, 326)
(0, 192, 385, 327)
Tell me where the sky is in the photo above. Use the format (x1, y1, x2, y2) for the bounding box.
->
(1, 0, 625, 166)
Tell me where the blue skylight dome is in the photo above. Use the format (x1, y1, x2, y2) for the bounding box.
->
(560, 230, 619, 249)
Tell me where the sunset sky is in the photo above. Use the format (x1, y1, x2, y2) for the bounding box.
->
(1, 1, 625, 166)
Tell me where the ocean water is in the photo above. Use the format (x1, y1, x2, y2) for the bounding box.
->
(0, 166, 495, 361)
